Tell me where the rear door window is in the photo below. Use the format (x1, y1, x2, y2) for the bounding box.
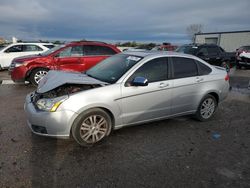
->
(57, 46, 83, 57)
(197, 48, 209, 56)
(23, 45, 43, 52)
(172, 57, 198, 79)
(84, 45, 116, 55)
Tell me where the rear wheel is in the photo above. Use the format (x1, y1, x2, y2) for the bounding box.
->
(29, 68, 48, 86)
(195, 95, 217, 121)
(72, 108, 112, 146)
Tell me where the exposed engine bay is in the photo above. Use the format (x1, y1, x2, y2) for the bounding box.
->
(32, 83, 102, 102)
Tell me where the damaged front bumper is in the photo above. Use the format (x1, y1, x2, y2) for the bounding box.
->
(24, 93, 78, 138)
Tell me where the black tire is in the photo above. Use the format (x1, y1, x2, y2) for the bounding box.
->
(71, 108, 112, 146)
(236, 64, 242, 69)
(195, 95, 217, 121)
(29, 68, 49, 86)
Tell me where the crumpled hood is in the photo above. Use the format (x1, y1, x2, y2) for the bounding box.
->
(37, 70, 108, 93)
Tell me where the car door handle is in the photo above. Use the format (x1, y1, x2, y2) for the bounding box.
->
(159, 82, 169, 88)
(196, 77, 204, 82)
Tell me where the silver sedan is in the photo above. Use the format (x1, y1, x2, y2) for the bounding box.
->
(25, 51, 230, 146)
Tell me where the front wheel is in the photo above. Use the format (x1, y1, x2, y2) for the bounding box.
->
(29, 68, 48, 86)
(195, 95, 217, 121)
(71, 108, 112, 146)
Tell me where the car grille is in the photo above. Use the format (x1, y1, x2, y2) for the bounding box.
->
(31, 125, 47, 134)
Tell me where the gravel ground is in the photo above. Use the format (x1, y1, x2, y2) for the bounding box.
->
(0, 70, 249, 188)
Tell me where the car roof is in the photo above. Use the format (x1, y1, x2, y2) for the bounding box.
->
(123, 50, 196, 59)
(68, 41, 111, 46)
(7, 42, 53, 45)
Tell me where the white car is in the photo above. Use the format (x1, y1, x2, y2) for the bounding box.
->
(0, 43, 54, 69)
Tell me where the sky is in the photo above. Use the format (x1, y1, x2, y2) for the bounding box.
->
(0, 0, 249, 44)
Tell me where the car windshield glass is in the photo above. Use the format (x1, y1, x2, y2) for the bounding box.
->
(86, 53, 142, 84)
(176, 45, 198, 55)
(41, 45, 64, 56)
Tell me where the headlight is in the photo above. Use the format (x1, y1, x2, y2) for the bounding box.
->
(13, 61, 28, 67)
(36, 95, 68, 112)
(15, 62, 24, 67)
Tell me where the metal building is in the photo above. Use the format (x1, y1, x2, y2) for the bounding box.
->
(194, 30, 250, 52)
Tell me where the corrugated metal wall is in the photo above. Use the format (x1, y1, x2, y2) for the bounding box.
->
(195, 31, 250, 52)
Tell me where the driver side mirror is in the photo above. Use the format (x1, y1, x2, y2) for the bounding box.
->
(54, 53, 60, 58)
(131, 77, 148, 86)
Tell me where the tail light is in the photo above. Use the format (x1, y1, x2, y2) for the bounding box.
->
(225, 74, 229, 81)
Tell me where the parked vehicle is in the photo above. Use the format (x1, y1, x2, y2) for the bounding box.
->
(25, 51, 230, 146)
(0, 42, 54, 69)
(9, 41, 120, 85)
(0, 44, 7, 50)
(176, 44, 235, 68)
(151, 43, 177, 51)
(235, 45, 250, 69)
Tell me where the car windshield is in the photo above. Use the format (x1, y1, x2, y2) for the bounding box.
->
(41, 45, 64, 56)
(176, 45, 198, 55)
(86, 53, 142, 84)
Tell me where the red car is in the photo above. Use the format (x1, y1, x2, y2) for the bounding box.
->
(151, 43, 177, 51)
(9, 41, 120, 85)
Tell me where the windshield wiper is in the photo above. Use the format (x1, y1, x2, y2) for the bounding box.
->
(86, 73, 98, 80)
(86, 73, 111, 84)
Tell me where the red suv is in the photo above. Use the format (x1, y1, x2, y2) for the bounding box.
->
(9, 41, 120, 85)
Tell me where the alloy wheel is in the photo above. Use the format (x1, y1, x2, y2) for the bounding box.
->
(34, 70, 48, 84)
(200, 98, 215, 119)
(80, 115, 108, 144)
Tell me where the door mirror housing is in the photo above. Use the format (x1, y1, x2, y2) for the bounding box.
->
(54, 53, 60, 58)
(131, 77, 148, 86)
